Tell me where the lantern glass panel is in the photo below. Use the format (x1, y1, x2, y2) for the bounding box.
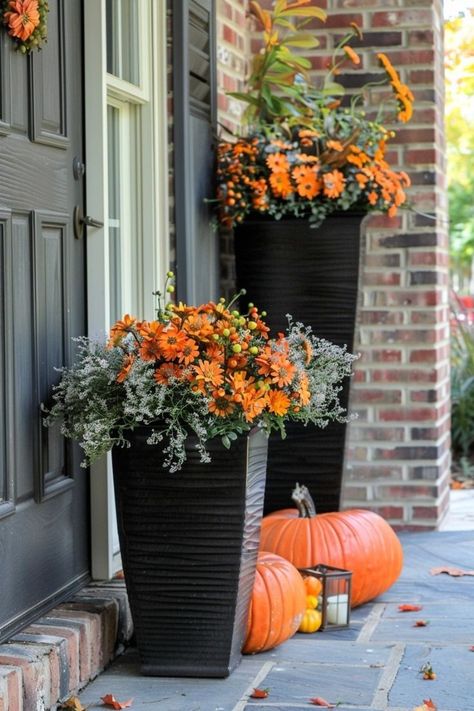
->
(300, 565, 352, 630)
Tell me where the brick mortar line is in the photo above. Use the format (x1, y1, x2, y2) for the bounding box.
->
(371, 642, 405, 710)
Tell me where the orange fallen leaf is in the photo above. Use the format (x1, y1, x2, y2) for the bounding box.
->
(450, 480, 464, 489)
(413, 702, 437, 711)
(309, 698, 335, 707)
(101, 695, 133, 709)
(398, 604, 423, 612)
(420, 663, 436, 680)
(60, 698, 87, 711)
(250, 688, 269, 699)
(413, 620, 429, 627)
(469, 646, 474, 652)
(114, 570, 125, 579)
(429, 566, 474, 577)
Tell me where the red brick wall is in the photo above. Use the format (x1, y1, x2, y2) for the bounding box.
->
(216, 0, 450, 529)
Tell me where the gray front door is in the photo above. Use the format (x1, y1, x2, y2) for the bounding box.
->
(0, 0, 89, 641)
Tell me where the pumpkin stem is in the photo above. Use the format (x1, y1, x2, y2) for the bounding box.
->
(292, 483, 317, 518)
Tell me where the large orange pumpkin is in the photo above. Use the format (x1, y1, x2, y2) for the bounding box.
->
(259, 484, 403, 608)
(242, 551, 306, 654)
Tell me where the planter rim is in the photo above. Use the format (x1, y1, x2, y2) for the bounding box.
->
(235, 210, 367, 227)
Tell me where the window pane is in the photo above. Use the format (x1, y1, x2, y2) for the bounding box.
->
(106, 0, 140, 86)
(107, 105, 122, 323)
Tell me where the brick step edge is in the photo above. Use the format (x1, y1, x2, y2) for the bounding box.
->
(0, 581, 133, 711)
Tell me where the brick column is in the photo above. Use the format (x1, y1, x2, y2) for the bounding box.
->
(216, 0, 450, 529)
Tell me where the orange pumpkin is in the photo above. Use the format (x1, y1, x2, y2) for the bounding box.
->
(242, 551, 306, 654)
(259, 484, 403, 608)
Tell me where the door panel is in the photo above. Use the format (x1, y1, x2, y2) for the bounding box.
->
(0, 0, 89, 642)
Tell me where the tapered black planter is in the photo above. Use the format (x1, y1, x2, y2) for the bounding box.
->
(234, 212, 364, 515)
(112, 426, 268, 677)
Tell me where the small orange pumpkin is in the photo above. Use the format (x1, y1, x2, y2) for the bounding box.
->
(242, 551, 306, 654)
(259, 484, 403, 608)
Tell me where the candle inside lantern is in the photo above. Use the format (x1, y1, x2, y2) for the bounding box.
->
(326, 594, 349, 625)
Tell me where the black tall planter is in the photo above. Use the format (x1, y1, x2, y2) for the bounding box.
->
(234, 212, 364, 515)
(112, 426, 268, 678)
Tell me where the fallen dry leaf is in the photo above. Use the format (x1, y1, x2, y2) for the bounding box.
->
(420, 663, 436, 681)
(469, 646, 474, 652)
(114, 570, 125, 580)
(60, 698, 87, 711)
(250, 688, 269, 699)
(413, 620, 429, 627)
(101, 695, 133, 709)
(429, 566, 474, 577)
(398, 604, 423, 612)
(413, 702, 437, 711)
(309, 698, 335, 707)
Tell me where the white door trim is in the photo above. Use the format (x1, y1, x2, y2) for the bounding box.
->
(83, 0, 169, 580)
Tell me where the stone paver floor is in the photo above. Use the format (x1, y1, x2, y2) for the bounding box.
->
(78, 528, 474, 711)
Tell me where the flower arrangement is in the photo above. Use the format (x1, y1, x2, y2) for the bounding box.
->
(1, 0, 48, 53)
(45, 274, 356, 472)
(216, 0, 413, 229)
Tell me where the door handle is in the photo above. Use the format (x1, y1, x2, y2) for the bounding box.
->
(73, 205, 104, 239)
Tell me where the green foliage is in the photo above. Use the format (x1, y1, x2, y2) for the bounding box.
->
(451, 299, 474, 459)
(445, 12, 474, 283)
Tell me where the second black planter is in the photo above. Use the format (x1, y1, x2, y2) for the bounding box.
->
(234, 212, 364, 515)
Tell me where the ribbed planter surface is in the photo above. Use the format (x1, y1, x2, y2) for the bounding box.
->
(234, 213, 363, 515)
(112, 426, 268, 677)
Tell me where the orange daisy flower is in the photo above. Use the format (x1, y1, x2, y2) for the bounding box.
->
(108, 314, 137, 346)
(116, 355, 135, 383)
(241, 388, 268, 422)
(183, 313, 214, 342)
(292, 166, 321, 199)
(208, 389, 235, 417)
(355, 172, 369, 188)
(326, 139, 344, 152)
(367, 191, 378, 206)
(4, 0, 40, 41)
(176, 338, 200, 365)
(158, 324, 188, 361)
(193, 359, 224, 388)
(270, 360, 297, 388)
(267, 389, 291, 416)
(322, 170, 346, 199)
(269, 171, 294, 198)
(266, 152, 290, 173)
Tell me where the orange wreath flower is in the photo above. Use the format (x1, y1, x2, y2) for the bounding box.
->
(4, 0, 39, 41)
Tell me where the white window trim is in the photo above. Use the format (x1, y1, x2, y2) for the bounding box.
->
(84, 0, 169, 579)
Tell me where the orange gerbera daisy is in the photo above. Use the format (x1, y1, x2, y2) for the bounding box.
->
(139, 336, 162, 362)
(208, 389, 235, 417)
(227, 371, 255, 401)
(269, 171, 293, 198)
(270, 360, 296, 387)
(4, 0, 40, 41)
(322, 170, 346, 199)
(292, 166, 321, 199)
(326, 139, 344, 152)
(267, 389, 291, 416)
(355, 172, 369, 187)
(241, 388, 268, 422)
(193, 359, 224, 388)
(108, 314, 137, 346)
(266, 152, 290, 173)
(367, 191, 378, 206)
(158, 324, 188, 360)
(183, 313, 214, 341)
(176, 337, 200, 365)
(116, 354, 135, 383)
